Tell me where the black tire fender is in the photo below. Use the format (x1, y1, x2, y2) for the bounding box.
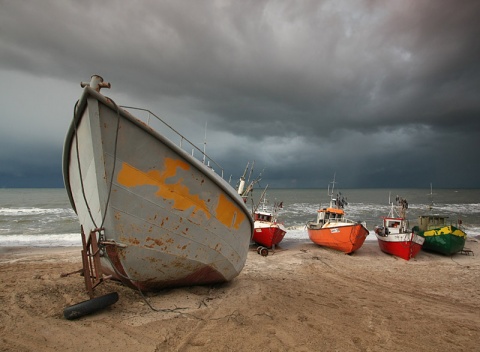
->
(63, 292, 119, 320)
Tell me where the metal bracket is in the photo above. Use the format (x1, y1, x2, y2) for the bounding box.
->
(80, 226, 111, 298)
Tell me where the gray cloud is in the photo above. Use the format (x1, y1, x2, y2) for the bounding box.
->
(1, 0, 479, 188)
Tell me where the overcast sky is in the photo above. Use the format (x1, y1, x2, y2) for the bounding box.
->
(1, 0, 479, 189)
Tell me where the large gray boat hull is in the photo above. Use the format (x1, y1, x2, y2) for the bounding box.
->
(63, 85, 253, 291)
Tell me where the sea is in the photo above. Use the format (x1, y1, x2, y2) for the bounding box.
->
(1, 188, 479, 247)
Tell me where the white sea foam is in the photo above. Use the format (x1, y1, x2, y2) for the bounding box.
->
(0, 234, 81, 247)
(0, 207, 73, 216)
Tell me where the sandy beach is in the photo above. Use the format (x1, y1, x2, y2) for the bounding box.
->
(1, 238, 479, 352)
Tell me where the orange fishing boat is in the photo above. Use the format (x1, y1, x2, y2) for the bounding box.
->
(306, 176, 368, 254)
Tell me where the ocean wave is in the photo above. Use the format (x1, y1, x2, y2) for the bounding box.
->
(1, 188, 479, 247)
(0, 207, 75, 216)
(0, 233, 81, 247)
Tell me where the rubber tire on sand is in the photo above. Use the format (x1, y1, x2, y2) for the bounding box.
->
(63, 292, 119, 320)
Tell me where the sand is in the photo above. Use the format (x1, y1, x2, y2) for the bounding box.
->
(1, 238, 479, 352)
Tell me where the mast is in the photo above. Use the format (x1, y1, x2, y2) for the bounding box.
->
(428, 182, 434, 210)
(237, 161, 263, 206)
(254, 185, 269, 213)
(237, 162, 249, 195)
(202, 121, 207, 164)
(242, 172, 262, 198)
(327, 173, 337, 208)
(247, 160, 255, 185)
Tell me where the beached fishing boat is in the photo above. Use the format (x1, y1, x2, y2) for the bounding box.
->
(236, 163, 286, 251)
(306, 176, 368, 254)
(63, 75, 254, 295)
(412, 215, 467, 255)
(411, 185, 467, 255)
(374, 196, 424, 260)
(251, 186, 287, 249)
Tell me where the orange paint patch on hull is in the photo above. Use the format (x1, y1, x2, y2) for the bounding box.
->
(117, 159, 211, 219)
(215, 193, 247, 230)
(117, 159, 247, 231)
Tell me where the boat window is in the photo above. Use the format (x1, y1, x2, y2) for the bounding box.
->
(255, 214, 272, 221)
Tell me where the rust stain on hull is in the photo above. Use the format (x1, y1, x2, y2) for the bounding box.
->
(134, 265, 226, 291)
(106, 245, 226, 290)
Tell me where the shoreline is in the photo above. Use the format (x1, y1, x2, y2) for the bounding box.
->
(1, 239, 479, 351)
(1, 233, 479, 258)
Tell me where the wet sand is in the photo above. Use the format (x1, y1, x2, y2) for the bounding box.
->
(1, 237, 479, 351)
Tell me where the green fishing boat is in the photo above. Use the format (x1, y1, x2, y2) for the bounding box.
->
(412, 215, 467, 255)
(412, 184, 468, 255)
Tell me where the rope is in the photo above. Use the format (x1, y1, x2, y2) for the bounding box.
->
(73, 100, 97, 228)
(100, 98, 121, 229)
(72, 96, 121, 230)
(103, 251, 181, 313)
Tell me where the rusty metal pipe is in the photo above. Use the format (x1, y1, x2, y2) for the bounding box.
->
(80, 74, 111, 92)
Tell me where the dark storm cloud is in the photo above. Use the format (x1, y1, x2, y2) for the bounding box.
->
(1, 0, 479, 188)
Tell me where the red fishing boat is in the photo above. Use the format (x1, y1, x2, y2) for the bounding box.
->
(374, 196, 424, 260)
(252, 187, 286, 249)
(236, 163, 286, 254)
(306, 176, 368, 254)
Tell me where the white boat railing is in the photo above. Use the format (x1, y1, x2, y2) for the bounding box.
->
(120, 106, 224, 179)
